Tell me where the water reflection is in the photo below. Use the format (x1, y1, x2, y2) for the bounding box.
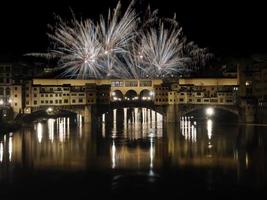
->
(106, 108, 163, 169)
(0, 109, 266, 192)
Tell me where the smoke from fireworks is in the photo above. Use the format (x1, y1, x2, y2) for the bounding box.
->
(27, 1, 212, 79)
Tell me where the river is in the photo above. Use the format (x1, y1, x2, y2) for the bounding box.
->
(0, 107, 266, 198)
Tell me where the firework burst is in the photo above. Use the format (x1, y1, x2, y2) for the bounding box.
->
(97, 0, 138, 77)
(27, 1, 212, 79)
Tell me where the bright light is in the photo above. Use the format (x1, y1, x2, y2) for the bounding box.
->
(37, 122, 43, 143)
(8, 99, 12, 103)
(206, 107, 214, 116)
(112, 92, 116, 96)
(47, 107, 53, 113)
(149, 91, 154, 96)
(0, 99, 3, 105)
(207, 119, 213, 140)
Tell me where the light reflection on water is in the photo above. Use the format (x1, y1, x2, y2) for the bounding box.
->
(0, 108, 266, 191)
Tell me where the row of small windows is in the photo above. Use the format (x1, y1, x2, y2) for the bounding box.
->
(34, 98, 87, 105)
(156, 92, 168, 96)
(155, 98, 168, 102)
(34, 93, 91, 97)
(155, 87, 169, 90)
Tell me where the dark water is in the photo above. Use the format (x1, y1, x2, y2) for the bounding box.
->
(0, 108, 267, 199)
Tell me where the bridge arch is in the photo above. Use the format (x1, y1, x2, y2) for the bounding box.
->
(125, 90, 138, 101)
(140, 89, 153, 101)
(24, 106, 86, 121)
(111, 90, 124, 101)
(180, 105, 239, 119)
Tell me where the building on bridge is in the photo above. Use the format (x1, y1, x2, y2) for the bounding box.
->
(8, 77, 245, 123)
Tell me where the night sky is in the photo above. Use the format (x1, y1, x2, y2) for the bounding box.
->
(0, 0, 266, 58)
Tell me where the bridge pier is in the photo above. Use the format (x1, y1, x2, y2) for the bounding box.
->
(165, 104, 180, 123)
(239, 99, 257, 123)
(84, 105, 92, 123)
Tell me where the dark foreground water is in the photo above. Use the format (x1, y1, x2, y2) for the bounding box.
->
(0, 108, 267, 199)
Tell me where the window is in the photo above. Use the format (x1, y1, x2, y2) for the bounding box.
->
(197, 99, 201, 102)
(5, 66, 10, 72)
(64, 99, 68, 103)
(59, 100, 62, 104)
(46, 100, 49, 104)
(79, 98, 83, 103)
(55, 100, 58, 104)
(34, 101, 37, 105)
(6, 88, 10, 95)
(111, 81, 124, 87)
(15, 94, 18, 97)
(15, 103, 17, 106)
(179, 98, 184, 102)
(41, 100, 44, 104)
(0, 87, 3, 95)
(26, 101, 29, 105)
(125, 81, 138, 87)
(140, 81, 152, 87)
(34, 88, 37, 91)
(41, 94, 44, 97)
(34, 94, 37, 97)
(72, 99, 76, 103)
(50, 100, 53, 104)
(50, 94, 53, 97)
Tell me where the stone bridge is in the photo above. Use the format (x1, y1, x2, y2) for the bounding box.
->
(178, 104, 240, 116)
(26, 102, 242, 123)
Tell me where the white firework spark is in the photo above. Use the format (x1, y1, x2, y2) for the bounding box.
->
(48, 17, 104, 78)
(97, 0, 138, 77)
(134, 19, 189, 78)
(27, 1, 212, 79)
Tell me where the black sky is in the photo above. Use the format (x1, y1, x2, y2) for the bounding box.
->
(0, 0, 266, 58)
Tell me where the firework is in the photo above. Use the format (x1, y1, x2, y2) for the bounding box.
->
(97, 0, 138, 77)
(27, 1, 212, 79)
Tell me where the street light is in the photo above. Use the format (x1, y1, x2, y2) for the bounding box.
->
(206, 107, 214, 116)
(47, 107, 53, 113)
